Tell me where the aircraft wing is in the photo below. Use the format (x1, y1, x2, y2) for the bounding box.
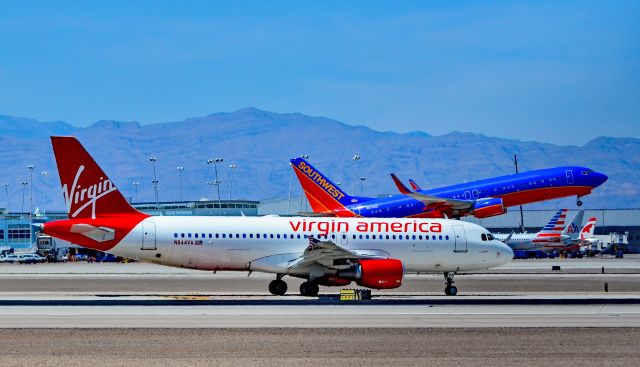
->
(406, 192, 474, 212)
(287, 236, 387, 270)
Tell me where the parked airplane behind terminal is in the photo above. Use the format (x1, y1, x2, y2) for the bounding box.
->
(42, 137, 513, 296)
(291, 157, 607, 219)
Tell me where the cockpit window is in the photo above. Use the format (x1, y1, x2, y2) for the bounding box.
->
(487, 233, 495, 241)
(481, 234, 487, 241)
(581, 169, 593, 175)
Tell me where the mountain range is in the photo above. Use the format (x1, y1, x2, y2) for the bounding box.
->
(0, 107, 637, 212)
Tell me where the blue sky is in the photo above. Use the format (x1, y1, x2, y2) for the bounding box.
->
(0, 1, 638, 145)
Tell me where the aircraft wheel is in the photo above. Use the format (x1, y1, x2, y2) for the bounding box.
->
(448, 286, 458, 296)
(444, 286, 451, 296)
(299, 281, 319, 297)
(577, 199, 583, 207)
(269, 279, 288, 296)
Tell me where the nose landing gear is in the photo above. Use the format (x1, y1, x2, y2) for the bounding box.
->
(268, 274, 288, 296)
(577, 197, 583, 207)
(444, 272, 458, 296)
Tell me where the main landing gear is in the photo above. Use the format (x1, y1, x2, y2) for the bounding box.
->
(299, 281, 320, 297)
(444, 272, 458, 296)
(268, 275, 288, 296)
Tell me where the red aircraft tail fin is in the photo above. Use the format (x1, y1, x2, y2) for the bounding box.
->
(51, 136, 143, 219)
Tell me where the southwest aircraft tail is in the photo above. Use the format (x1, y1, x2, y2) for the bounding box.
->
(290, 157, 370, 216)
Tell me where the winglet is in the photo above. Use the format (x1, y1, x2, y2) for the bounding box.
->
(501, 231, 515, 244)
(408, 179, 422, 191)
(390, 174, 412, 194)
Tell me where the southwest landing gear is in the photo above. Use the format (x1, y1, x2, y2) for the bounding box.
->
(444, 272, 458, 296)
(299, 281, 319, 297)
(268, 275, 287, 296)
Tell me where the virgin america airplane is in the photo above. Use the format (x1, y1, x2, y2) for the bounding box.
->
(42, 137, 512, 296)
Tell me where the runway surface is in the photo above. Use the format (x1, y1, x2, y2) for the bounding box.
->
(1, 328, 638, 367)
(1, 260, 639, 366)
(1, 259, 639, 328)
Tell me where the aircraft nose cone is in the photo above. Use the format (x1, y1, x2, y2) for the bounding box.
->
(494, 241, 513, 267)
(595, 172, 608, 186)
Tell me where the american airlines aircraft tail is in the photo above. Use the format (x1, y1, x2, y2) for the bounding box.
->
(43, 137, 512, 297)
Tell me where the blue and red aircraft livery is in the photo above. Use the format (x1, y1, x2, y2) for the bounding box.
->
(290, 158, 607, 219)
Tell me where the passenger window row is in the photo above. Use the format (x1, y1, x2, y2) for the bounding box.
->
(172, 232, 450, 241)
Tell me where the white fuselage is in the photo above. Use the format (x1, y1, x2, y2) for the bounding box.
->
(109, 216, 512, 275)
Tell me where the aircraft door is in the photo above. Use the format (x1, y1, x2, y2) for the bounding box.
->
(453, 225, 468, 252)
(141, 222, 157, 250)
(464, 191, 472, 200)
(565, 170, 574, 185)
(340, 232, 348, 246)
(472, 189, 480, 199)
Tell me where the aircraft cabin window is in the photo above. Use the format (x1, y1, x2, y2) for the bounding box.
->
(270, 234, 274, 239)
(277, 234, 281, 239)
(392, 235, 396, 240)
(174, 233, 178, 238)
(332, 234, 336, 239)
(283, 234, 287, 239)
(412, 235, 416, 240)
(249, 234, 253, 238)
(386, 235, 390, 240)
(432, 235, 436, 240)
(235, 234, 240, 239)
(342, 234, 346, 240)
(264, 234, 267, 239)
(439, 235, 443, 240)
(365, 235, 369, 240)
(399, 235, 403, 240)
(446, 235, 449, 240)
(256, 234, 260, 238)
(352, 235, 356, 239)
(425, 235, 429, 240)
(222, 234, 226, 238)
(181, 233, 185, 238)
(188, 233, 192, 238)
(215, 234, 218, 239)
(359, 235, 363, 239)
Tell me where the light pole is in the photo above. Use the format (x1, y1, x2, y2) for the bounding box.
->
(176, 166, 184, 201)
(21, 181, 28, 216)
(207, 157, 223, 212)
(2, 184, 9, 211)
(149, 157, 159, 209)
(40, 171, 47, 212)
(299, 155, 309, 212)
(352, 154, 360, 195)
(132, 182, 140, 203)
(359, 176, 366, 196)
(27, 164, 34, 219)
(228, 164, 237, 199)
(206, 181, 214, 201)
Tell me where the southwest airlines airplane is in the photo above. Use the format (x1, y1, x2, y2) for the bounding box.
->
(291, 157, 607, 219)
(41, 137, 513, 297)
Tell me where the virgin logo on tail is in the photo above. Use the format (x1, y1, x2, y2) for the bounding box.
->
(62, 165, 117, 219)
